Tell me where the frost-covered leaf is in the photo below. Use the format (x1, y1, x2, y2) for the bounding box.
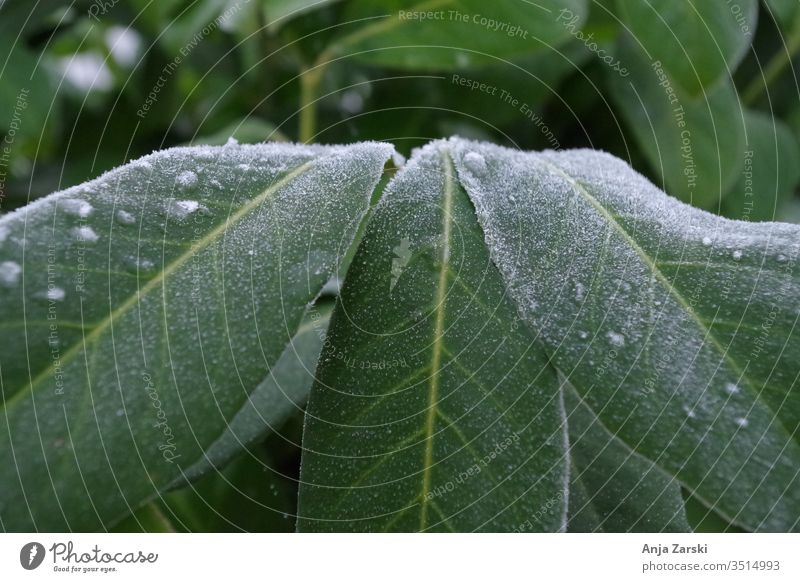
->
(329, 0, 589, 70)
(176, 300, 332, 484)
(0, 141, 392, 531)
(297, 141, 568, 532)
(616, 0, 757, 94)
(449, 137, 800, 532)
(565, 384, 690, 532)
(608, 34, 744, 208)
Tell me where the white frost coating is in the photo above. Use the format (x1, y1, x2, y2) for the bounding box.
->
(47, 287, 66, 301)
(391, 151, 406, 168)
(176, 170, 198, 191)
(444, 136, 800, 531)
(574, 282, 586, 302)
(166, 199, 207, 221)
(73, 226, 99, 243)
(463, 151, 487, 175)
(0, 225, 9, 243)
(0, 261, 21, 286)
(60, 199, 93, 218)
(116, 210, 136, 225)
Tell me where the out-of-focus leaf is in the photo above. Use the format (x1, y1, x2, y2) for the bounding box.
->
(616, 0, 757, 94)
(764, 0, 799, 30)
(721, 110, 800, 221)
(607, 34, 744, 208)
(265, 0, 341, 32)
(184, 117, 288, 145)
(328, 0, 589, 70)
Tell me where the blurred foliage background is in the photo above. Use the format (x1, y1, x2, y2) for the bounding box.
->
(0, 0, 798, 530)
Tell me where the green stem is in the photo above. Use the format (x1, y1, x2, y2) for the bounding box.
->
(299, 64, 325, 143)
(743, 18, 800, 106)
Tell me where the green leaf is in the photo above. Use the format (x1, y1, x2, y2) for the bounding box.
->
(721, 110, 800, 221)
(0, 141, 392, 531)
(297, 141, 569, 532)
(183, 118, 289, 146)
(565, 383, 690, 532)
(607, 34, 744, 208)
(615, 0, 757, 94)
(448, 137, 800, 531)
(329, 0, 589, 70)
(111, 502, 177, 533)
(265, 0, 342, 32)
(0, 37, 54, 144)
(161, 445, 299, 532)
(764, 0, 799, 30)
(177, 299, 333, 483)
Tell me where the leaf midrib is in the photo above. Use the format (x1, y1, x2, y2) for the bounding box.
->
(419, 149, 455, 530)
(537, 156, 796, 444)
(3, 159, 318, 413)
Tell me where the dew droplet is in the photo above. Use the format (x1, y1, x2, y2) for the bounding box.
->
(0, 261, 21, 286)
(735, 417, 749, 428)
(463, 151, 487, 175)
(776, 254, 787, 263)
(701, 236, 712, 247)
(606, 330, 625, 347)
(46, 287, 66, 301)
(724, 382, 739, 395)
(574, 282, 586, 302)
(578, 331, 588, 339)
(73, 226, 99, 243)
(176, 170, 198, 191)
(732, 250, 742, 261)
(60, 198, 93, 218)
(682, 404, 696, 419)
(116, 210, 136, 225)
(166, 199, 208, 221)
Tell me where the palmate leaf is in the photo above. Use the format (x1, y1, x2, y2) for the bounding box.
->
(0, 141, 392, 531)
(448, 138, 800, 531)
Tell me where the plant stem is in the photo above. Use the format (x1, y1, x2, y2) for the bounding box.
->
(299, 64, 325, 143)
(743, 19, 800, 106)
